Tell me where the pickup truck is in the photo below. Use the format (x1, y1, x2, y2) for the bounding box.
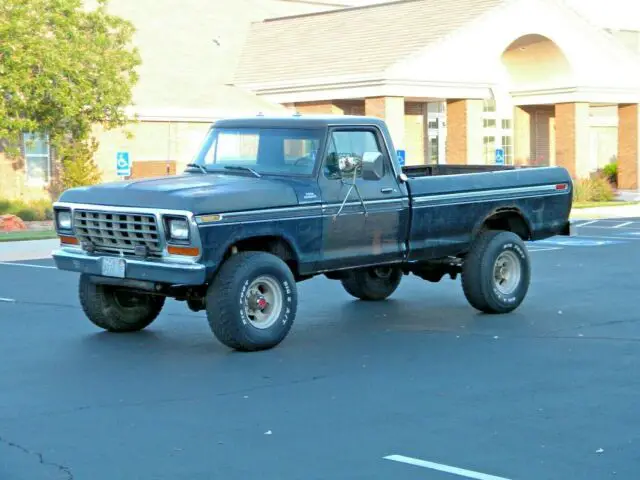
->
(52, 115, 573, 351)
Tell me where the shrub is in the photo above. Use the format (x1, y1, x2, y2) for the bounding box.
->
(0, 198, 53, 221)
(602, 161, 618, 186)
(573, 176, 615, 203)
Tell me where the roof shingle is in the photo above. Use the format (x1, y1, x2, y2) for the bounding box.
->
(234, 0, 507, 86)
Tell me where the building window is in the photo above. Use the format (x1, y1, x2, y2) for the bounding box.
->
(429, 137, 438, 164)
(483, 99, 496, 113)
(502, 135, 513, 164)
(23, 132, 51, 185)
(483, 118, 497, 128)
(483, 136, 496, 164)
(501, 119, 512, 129)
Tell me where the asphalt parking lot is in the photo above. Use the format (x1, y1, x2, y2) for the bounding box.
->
(1, 219, 640, 480)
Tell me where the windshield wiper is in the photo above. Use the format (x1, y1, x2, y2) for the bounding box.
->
(186, 163, 208, 174)
(223, 166, 261, 178)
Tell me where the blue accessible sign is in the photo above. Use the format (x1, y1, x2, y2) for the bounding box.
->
(495, 148, 505, 166)
(396, 149, 406, 167)
(116, 152, 131, 177)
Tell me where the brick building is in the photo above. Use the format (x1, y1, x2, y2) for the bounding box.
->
(3, 0, 640, 200)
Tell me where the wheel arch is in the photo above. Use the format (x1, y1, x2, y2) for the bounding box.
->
(222, 234, 302, 279)
(472, 207, 533, 241)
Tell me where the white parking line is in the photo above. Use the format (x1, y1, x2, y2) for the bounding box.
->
(384, 455, 512, 480)
(528, 247, 563, 252)
(576, 220, 598, 227)
(613, 221, 633, 228)
(0, 297, 16, 303)
(0, 262, 56, 269)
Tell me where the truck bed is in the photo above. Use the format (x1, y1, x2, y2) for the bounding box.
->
(401, 164, 518, 177)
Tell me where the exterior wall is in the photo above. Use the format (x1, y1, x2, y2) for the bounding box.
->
(365, 97, 406, 152)
(92, 121, 212, 184)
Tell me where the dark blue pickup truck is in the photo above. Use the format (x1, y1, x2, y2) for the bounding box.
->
(52, 115, 573, 351)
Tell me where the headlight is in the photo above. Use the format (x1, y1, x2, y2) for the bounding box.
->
(57, 210, 72, 230)
(168, 218, 190, 241)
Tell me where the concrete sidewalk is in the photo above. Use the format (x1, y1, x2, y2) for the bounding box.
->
(570, 203, 640, 220)
(0, 239, 59, 262)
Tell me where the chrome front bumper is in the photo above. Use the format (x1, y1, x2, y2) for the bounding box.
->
(52, 248, 207, 285)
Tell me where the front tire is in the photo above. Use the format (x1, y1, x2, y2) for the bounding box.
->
(205, 252, 297, 352)
(461, 230, 531, 314)
(341, 266, 402, 301)
(78, 274, 165, 332)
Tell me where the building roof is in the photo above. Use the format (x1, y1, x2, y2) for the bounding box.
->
(233, 0, 507, 87)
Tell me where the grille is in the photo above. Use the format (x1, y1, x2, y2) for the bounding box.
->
(73, 210, 162, 256)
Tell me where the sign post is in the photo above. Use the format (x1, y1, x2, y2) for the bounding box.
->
(116, 152, 131, 177)
(495, 148, 505, 166)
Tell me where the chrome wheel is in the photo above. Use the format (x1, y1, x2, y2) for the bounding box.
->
(493, 250, 522, 295)
(243, 275, 283, 329)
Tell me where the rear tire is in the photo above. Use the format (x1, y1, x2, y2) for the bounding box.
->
(341, 266, 402, 301)
(78, 274, 165, 332)
(461, 230, 531, 314)
(205, 251, 297, 352)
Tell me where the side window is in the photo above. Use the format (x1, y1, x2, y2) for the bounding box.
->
(324, 129, 383, 180)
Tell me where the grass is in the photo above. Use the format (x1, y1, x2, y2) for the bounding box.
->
(0, 230, 58, 242)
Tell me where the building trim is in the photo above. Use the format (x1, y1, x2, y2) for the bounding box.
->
(241, 77, 496, 104)
(510, 86, 640, 105)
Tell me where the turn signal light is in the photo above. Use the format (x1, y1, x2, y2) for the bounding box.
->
(167, 245, 200, 257)
(60, 235, 79, 245)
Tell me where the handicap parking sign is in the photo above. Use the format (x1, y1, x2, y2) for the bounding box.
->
(396, 150, 406, 167)
(116, 152, 131, 177)
(495, 148, 505, 165)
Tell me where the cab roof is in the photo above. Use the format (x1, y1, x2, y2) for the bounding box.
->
(211, 114, 388, 129)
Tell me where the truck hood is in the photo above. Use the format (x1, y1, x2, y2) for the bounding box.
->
(57, 173, 302, 215)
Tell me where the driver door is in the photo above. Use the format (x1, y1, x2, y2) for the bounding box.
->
(317, 126, 405, 271)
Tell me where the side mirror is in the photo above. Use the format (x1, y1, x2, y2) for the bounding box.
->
(361, 151, 384, 181)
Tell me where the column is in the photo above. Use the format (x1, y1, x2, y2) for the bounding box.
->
(365, 96, 405, 152)
(445, 99, 483, 164)
(555, 102, 589, 179)
(618, 104, 640, 190)
(513, 105, 531, 166)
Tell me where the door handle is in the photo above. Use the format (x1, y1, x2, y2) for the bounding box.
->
(381, 188, 393, 194)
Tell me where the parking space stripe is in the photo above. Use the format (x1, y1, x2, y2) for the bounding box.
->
(384, 455, 512, 480)
(0, 297, 16, 303)
(613, 221, 633, 228)
(576, 220, 598, 227)
(0, 262, 56, 269)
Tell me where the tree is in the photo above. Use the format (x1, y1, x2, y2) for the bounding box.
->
(0, 0, 141, 192)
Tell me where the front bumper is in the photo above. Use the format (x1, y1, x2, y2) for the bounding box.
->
(52, 248, 207, 286)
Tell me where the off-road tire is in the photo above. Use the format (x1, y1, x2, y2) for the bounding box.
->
(78, 274, 165, 332)
(341, 266, 402, 301)
(205, 251, 297, 352)
(461, 230, 531, 314)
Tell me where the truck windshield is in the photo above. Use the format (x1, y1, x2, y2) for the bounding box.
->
(192, 127, 324, 176)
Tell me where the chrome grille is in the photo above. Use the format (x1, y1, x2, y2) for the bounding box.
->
(73, 210, 162, 256)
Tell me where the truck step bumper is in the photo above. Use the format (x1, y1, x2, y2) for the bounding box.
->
(52, 248, 207, 286)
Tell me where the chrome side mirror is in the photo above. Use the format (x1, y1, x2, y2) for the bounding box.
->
(361, 151, 384, 181)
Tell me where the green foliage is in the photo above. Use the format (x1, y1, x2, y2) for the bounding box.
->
(54, 137, 102, 193)
(0, 0, 140, 175)
(0, 197, 53, 221)
(602, 161, 618, 185)
(573, 175, 615, 203)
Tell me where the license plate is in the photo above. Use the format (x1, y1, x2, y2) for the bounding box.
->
(101, 257, 126, 278)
